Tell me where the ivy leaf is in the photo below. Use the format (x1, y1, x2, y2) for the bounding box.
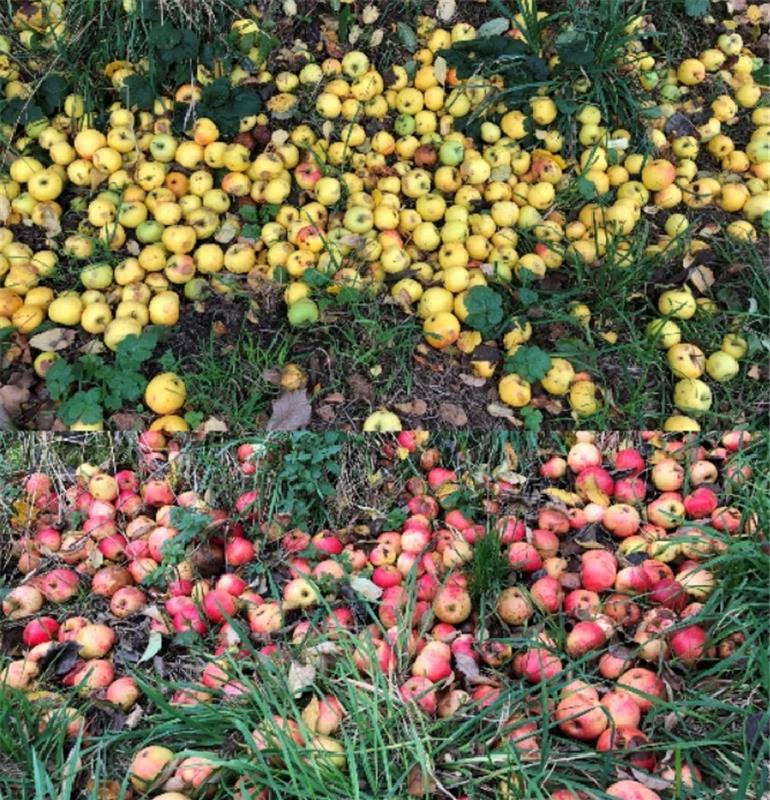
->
(36, 74, 70, 115)
(463, 286, 504, 340)
(121, 74, 156, 111)
(504, 346, 552, 383)
(0, 97, 45, 125)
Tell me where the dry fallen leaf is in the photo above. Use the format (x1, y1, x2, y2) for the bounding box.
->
(0, 196, 10, 224)
(28, 328, 77, 352)
(370, 28, 384, 47)
(347, 374, 374, 401)
(287, 661, 316, 694)
(436, 0, 457, 22)
(349, 576, 383, 601)
(433, 55, 447, 86)
(316, 404, 336, 422)
(487, 402, 522, 424)
(266, 390, 312, 431)
(395, 399, 428, 416)
(0, 384, 30, 429)
(439, 402, 468, 427)
(459, 373, 487, 388)
(196, 417, 229, 435)
(361, 4, 380, 24)
(687, 265, 715, 294)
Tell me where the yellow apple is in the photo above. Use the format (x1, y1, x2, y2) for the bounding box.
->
(48, 293, 84, 326)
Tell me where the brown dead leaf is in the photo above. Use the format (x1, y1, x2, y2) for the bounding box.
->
(459, 373, 487, 388)
(395, 399, 428, 416)
(109, 411, 143, 431)
(37, 205, 61, 238)
(196, 417, 229, 435)
(687, 265, 715, 294)
(325, 393, 345, 404)
(439, 402, 468, 427)
(266, 390, 312, 431)
(28, 327, 77, 352)
(316, 404, 336, 422)
(487, 402, 522, 424)
(347, 374, 374, 402)
(747, 365, 761, 380)
(0, 384, 30, 429)
(261, 368, 282, 386)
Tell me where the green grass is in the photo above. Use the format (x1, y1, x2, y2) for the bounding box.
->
(0, 432, 767, 798)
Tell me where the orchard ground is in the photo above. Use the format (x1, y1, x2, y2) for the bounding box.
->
(0, 1, 768, 432)
(0, 430, 768, 799)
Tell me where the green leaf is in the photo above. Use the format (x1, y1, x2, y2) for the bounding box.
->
(575, 174, 598, 200)
(0, 97, 45, 125)
(240, 223, 262, 239)
(476, 17, 510, 37)
(59, 389, 103, 426)
(121, 74, 156, 111)
(520, 406, 543, 432)
(36, 74, 70, 115)
(201, 77, 231, 107)
(504, 345, 552, 382)
(45, 359, 75, 401)
(240, 204, 259, 223)
(116, 329, 160, 370)
(518, 287, 539, 305)
(555, 30, 593, 66)
(463, 286, 505, 340)
(684, 0, 710, 17)
(397, 23, 418, 53)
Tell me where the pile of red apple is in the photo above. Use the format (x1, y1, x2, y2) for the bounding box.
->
(0, 430, 757, 799)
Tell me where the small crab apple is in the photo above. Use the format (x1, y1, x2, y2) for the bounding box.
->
(556, 688, 608, 741)
(615, 448, 645, 475)
(76, 624, 116, 659)
(106, 676, 140, 710)
(2, 585, 44, 619)
(606, 779, 661, 800)
(22, 617, 59, 647)
(603, 504, 641, 538)
(497, 587, 533, 625)
(580, 550, 617, 593)
(596, 726, 656, 771)
(400, 676, 437, 715)
(129, 745, 176, 792)
(670, 625, 707, 666)
(540, 456, 567, 479)
(567, 442, 602, 473)
(566, 621, 606, 658)
(530, 576, 564, 614)
(601, 691, 642, 729)
(616, 667, 664, 713)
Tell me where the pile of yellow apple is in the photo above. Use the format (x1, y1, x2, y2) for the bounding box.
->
(0, 9, 768, 430)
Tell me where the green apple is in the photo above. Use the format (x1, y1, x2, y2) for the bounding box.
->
(80, 263, 114, 290)
(135, 220, 165, 243)
(439, 140, 465, 167)
(394, 114, 416, 136)
(706, 351, 740, 383)
(287, 298, 319, 327)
